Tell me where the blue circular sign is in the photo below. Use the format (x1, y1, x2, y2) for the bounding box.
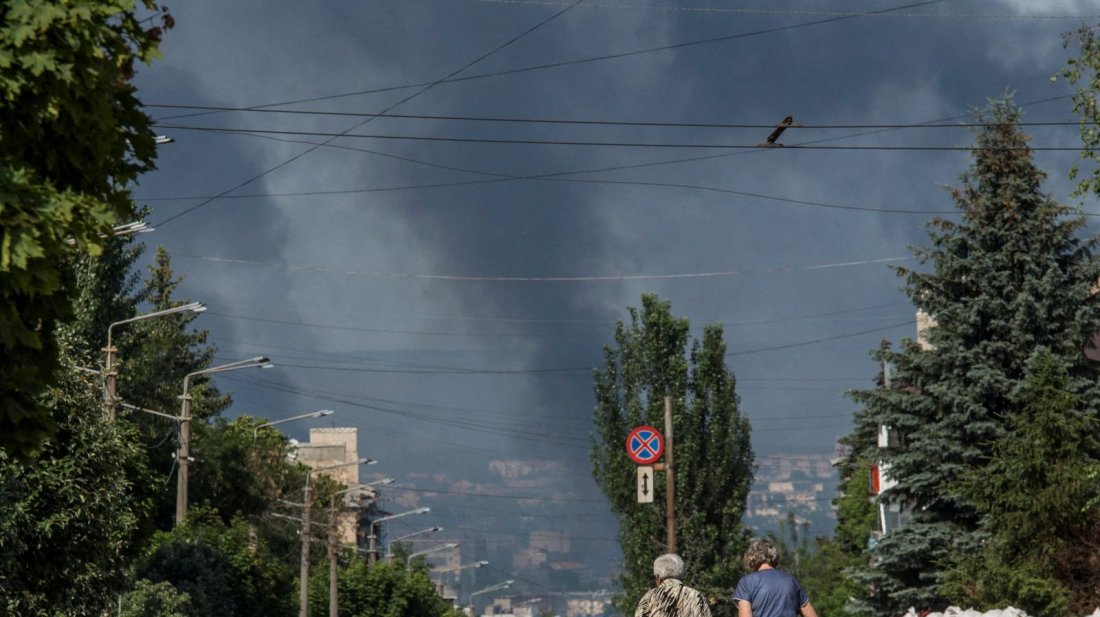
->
(626, 425, 664, 465)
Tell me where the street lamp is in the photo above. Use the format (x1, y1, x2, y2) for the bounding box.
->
(176, 356, 271, 525)
(367, 507, 430, 563)
(110, 221, 154, 237)
(407, 542, 459, 562)
(469, 580, 514, 604)
(391, 526, 443, 544)
(300, 458, 376, 617)
(337, 478, 395, 507)
(104, 301, 206, 420)
(384, 525, 443, 561)
(253, 409, 335, 439)
(433, 560, 488, 574)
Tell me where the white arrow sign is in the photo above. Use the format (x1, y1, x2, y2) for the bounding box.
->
(637, 465, 654, 504)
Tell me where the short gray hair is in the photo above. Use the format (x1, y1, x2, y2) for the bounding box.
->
(653, 554, 684, 579)
(743, 538, 781, 571)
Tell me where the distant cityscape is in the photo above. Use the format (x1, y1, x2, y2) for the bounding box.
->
(744, 453, 840, 536)
(363, 444, 840, 611)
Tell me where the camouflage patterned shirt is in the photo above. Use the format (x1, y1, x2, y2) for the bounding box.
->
(635, 578, 712, 617)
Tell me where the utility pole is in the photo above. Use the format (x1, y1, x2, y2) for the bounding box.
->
(300, 475, 314, 617)
(176, 356, 270, 526)
(103, 342, 118, 421)
(368, 522, 378, 564)
(300, 458, 375, 617)
(663, 395, 676, 553)
(175, 390, 192, 525)
(328, 504, 339, 617)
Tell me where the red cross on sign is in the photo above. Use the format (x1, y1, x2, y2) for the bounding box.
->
(625, 425, 664, 465)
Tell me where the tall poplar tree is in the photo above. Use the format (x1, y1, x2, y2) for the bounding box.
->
(846, 99, 1100, 616)
(591, 294, 754, 615)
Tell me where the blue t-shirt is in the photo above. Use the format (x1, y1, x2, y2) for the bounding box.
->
(732, 568, 809, 617)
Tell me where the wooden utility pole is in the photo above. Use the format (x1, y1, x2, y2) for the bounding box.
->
(175, 392, 192, 525)
(328, 505, 339, 617)
(663, 395, 676, 553)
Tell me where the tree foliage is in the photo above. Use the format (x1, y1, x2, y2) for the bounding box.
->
(0, 0, 171, 458)
(188, 416, 308, 525)
(308, 556, 461, 617)
(1062, 24, 1100, 198)
(119, 579, 191, 617)
(591, 294, 754, 615)
(0, 366, 153, 616)
(846, 98, 1100, 616)
(941, 350, 1100, 615)
(137, 511, 298, 617)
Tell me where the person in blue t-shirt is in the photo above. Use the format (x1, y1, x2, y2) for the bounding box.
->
(732, 538, 819, 617)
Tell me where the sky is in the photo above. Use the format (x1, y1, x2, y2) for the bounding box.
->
(129, 0, 1100, 589)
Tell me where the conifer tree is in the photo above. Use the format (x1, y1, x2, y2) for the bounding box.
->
(846, 99, 1100, 616)
(591, 294, 754, 615)
(941, 349, 1100, 615)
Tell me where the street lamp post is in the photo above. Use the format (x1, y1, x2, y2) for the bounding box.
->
(253, 409, 335, 439)
(104, 301, 205, 420)
(321, 478, 389, 617)
(300, 458, 377, 617)
(391, 526, 443, 545)
(176, 356, 271, 525)
(469, 580, 514, 610)
(367, 507, 431, 564)
(407, 542, 459, 563)
(432, 560, 488, 574)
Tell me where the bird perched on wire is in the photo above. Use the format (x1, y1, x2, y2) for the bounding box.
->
(761, 116, 798, 147)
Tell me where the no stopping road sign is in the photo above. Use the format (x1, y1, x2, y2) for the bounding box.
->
(625, 425, 664, 465)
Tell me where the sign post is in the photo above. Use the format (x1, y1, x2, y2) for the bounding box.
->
(625, 420, 674, 551)
(637, 466, 654, 503)
(663, 395, 676, 553)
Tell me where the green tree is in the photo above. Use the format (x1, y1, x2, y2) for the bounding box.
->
(0, 0, 171, 458)
(941, 349, 1100, 615)
(120, 247, 229, 424)
(591, 294, 754, 615)
(847, 98, 1100, 616)
(119, 579, 191, 617)
(1062, 24, 1100, 198)
(308, 556, 460, 617)
(189, 415, 308, 525)
(137, 511, 297, 617)
(0, 365, 153, 616)
(116, 247, 231, 529)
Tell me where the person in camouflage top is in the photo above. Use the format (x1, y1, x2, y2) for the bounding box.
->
(635, 554, 712, 617)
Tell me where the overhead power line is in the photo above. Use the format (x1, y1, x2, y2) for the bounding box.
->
(728, 320, 916, 356)
(135, 141, 959, 215)
(391, 484, 607, 503)
(176, 253, 909, 282)
(152, 0, 588, 228)
(147, 103, 1084, 130)
(466, 0, 1100, 20)
(152, 0, 946, 120)
(153, 124, 1085, 151)
(225, 373, 595, 450)
(202, 298, 909, 326)
(139, 96, 1077, 219)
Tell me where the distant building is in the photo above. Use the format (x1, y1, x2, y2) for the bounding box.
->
(746, 454, 835, 529)
(564, 593, 612, 617)
(296, 427, 364, 544)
